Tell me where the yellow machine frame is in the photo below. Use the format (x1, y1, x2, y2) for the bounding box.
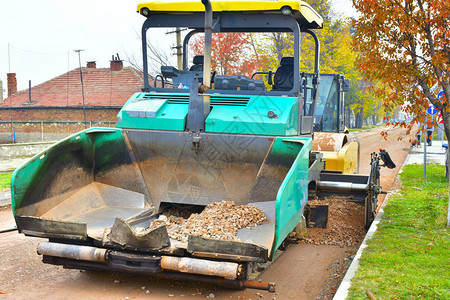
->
(137, 0, 323, 27)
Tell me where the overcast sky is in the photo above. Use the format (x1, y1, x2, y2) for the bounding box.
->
(0, 0, 356, 99)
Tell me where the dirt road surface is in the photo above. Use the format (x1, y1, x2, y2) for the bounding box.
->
(356, 126, 411, 206)
(0, 127, 411, 300)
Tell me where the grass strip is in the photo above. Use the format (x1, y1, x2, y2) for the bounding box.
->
(348, 125, 379, 132)
(348, 164, 450, 299)
(0, 172, 13, 190)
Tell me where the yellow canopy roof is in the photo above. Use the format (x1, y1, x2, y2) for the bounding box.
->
(137, 0, 323, 28)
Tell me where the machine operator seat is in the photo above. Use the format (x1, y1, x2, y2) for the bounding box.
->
(272, 57, 294, 91)
(189, 55, 204, 72)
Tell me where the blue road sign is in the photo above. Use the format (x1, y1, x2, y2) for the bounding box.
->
(438, 90, 445, 101)
(427, 105, 437, 115)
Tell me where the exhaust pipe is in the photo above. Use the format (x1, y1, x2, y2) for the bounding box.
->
(202, 0, 212, 88)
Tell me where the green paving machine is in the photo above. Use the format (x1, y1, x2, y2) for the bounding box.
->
(10, 0, 393, 291)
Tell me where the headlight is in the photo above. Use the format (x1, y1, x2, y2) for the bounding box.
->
(141, 8, 150, 16)
(281, 6, 292, 15)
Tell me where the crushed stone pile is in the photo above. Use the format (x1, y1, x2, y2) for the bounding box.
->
(145, 201, 269, 242)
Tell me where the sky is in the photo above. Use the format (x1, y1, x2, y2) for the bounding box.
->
(0, 0, 357, 99)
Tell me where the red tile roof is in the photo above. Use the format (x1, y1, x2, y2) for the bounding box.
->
(1, 66, 147, 107)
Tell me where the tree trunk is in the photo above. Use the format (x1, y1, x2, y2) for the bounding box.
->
(271, 33, 289, 63)
(355, 110, 363, 129)
(344, 109, 351, 128)
(447, 134, 450, 228)
(443, 111, 450, 227)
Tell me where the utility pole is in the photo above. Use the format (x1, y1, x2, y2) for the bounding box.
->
(176, 27, 182, 69)
(74, 49, 87, 129)
(167, 28, 186, 69)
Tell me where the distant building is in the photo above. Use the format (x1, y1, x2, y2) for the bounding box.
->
(0, 79, 3, 103)
(0, 58, 150, 143)
(0, 58, 147, 123)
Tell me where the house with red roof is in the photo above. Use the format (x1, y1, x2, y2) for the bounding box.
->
(0, 58, 149, 142)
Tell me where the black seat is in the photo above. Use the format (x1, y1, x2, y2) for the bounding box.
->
(272, 57, 294, 90)
(189, 55, 204, 72)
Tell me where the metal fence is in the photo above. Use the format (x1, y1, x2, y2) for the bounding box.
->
(0, 121, 117, 144)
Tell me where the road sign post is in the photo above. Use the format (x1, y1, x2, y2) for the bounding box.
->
(423, 106, 437, 178)
(424, 135, 427, 179)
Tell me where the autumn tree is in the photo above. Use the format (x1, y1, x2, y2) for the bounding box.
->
(190, 32, 259, 77)
(347, 79, 385, 128)
(298, 17, 385, 128)
(352, 0, 449, 225)
(261, 0, 385, 128)
(352, 0, 449, 134)
(187, 0, 388, 129)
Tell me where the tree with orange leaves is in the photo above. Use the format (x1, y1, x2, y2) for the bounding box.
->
(353, 0, 450, 225)
(190, 32, 261, 78)
(352, 0, 449, 138)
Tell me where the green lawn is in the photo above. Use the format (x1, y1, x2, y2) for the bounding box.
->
(0, 172, 13, 190)
(348, 164, 450, 299)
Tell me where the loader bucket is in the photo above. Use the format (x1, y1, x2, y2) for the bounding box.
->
(11, 128, 311, 260)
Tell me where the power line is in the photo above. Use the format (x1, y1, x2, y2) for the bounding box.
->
(74, 49, 87, 129)
(6, 44, 68, 56)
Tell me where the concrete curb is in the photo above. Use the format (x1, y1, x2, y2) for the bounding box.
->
(0, 191, 11, 207)
(0, 141, 57, 147)
(0, 141, 56, 160)
(410, 151, 446, 155)
(333, 154, 411, 299)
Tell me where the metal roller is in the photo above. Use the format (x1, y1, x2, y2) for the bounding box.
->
(312, 132, 348, 152)
(315, 172, 370, 201)
(316, 181, 368, 194)
(161, 256, 241, 280)
(37, 242, 107, 262)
